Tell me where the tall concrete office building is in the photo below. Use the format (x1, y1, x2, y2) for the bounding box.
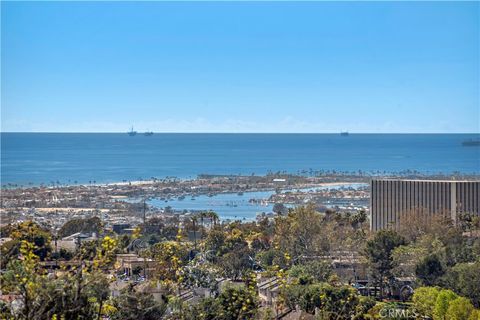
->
(370, 179, 480, 231)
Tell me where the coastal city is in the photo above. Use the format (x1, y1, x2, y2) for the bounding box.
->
(1, 173, 372, 229)
(2, 0, 480, 319)
(2, 172, 476, 231)
(1, 171, 480, 319)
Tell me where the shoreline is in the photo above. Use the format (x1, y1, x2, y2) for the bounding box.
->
(3, 172, 480, 191)
(130, 181, 369, 203)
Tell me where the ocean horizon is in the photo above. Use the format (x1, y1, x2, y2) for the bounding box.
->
(2, 132, 479, 186)
(2, 132, 480, 134)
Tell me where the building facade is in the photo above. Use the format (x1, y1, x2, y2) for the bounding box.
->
(370, 179, 480, 231)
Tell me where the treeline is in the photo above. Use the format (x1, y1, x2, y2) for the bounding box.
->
(1, 205, 479, 319)
(57, 216, 102, 238)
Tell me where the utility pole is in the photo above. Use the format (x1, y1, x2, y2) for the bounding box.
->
(192, 217, 197, 250)
(143, 198, 146, 225)
(143, 248, 148, 280)
(140, 199, 147, 280)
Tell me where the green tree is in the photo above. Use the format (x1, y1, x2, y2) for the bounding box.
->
(58, 216, 102, 238)
(273, 205, 329, 262)
(412, 286, 440, 318)
(0, 238, 20, 268)
(171, 297, 222, 320)
(391, 235, 444, 279)
(442, 261, 480, 307)
(217, 286, 258, 320)
(204, 228, 227, 257)
(442, 231, 475, 267)
(445, 297, 474, 320)
(6, 221, 52, 261)
(349, 210, 367, 229)
(1, 240, 42, 319)
(282, 282, 365, 319)
(433, 289, 458, 320)
(207, 210, 220, 226)
(110, 286, 167, 320)
(150, 241, 189, 284)
(0, 235, 118, 320)
(468, 309, 480, 320)
(219, 245, 254, 281)
(288, 260, 332, 285)
(364, 229, 406, 298)
(256, 248, 277, 269)
(272, 203, 287, 215)
(457, 212, 480, 236)
(415, 254, 444, 286)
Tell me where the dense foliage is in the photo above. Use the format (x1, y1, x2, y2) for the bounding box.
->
(57, 216, 103, 238)
(1, 205, 479, 319)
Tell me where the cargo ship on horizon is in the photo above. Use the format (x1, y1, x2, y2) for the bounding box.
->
(462, 139, 480, 147)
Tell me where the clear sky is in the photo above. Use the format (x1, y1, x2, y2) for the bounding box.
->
(1, 1, 479, 133)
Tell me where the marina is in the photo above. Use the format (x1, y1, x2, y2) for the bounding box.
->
(147, 183, 369, 221)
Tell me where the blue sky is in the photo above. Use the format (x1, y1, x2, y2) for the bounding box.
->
(1, 1, 479, 133)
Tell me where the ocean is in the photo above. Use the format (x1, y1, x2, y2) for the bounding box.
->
(1, 133, 479, 186)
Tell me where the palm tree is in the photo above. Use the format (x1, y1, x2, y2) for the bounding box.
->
(207, 210, 219, 227)
(190, 216, 198, 250)
(200, 212, 207, 230)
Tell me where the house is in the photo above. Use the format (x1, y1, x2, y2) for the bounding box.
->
(115, 253, 156, 278)
(112, 223, 131, 234)
(54, 232, 98, 251)
(258, 277, 281, 307)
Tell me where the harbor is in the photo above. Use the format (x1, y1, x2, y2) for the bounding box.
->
(146, 182, 368, 221)
(0, 173, 371, 229)
(2, 171, 476, 230)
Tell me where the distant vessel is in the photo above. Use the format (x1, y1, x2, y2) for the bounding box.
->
(340, 131, 349, 136)
(462, 139, 480, 147)
(127, 126, 137, 136)
(144, 131, 154, 136)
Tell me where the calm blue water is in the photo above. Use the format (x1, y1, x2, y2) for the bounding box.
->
(147, 183, 367, 221)
(1, 133, 479, 186)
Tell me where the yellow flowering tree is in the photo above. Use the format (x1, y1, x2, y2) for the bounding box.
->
(150, 241, 189, 285)
(93, 236, 118, 270)
(0, 232, 119, 320)
(0, 240, 42, 319)
(218, 285, 258, 319)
